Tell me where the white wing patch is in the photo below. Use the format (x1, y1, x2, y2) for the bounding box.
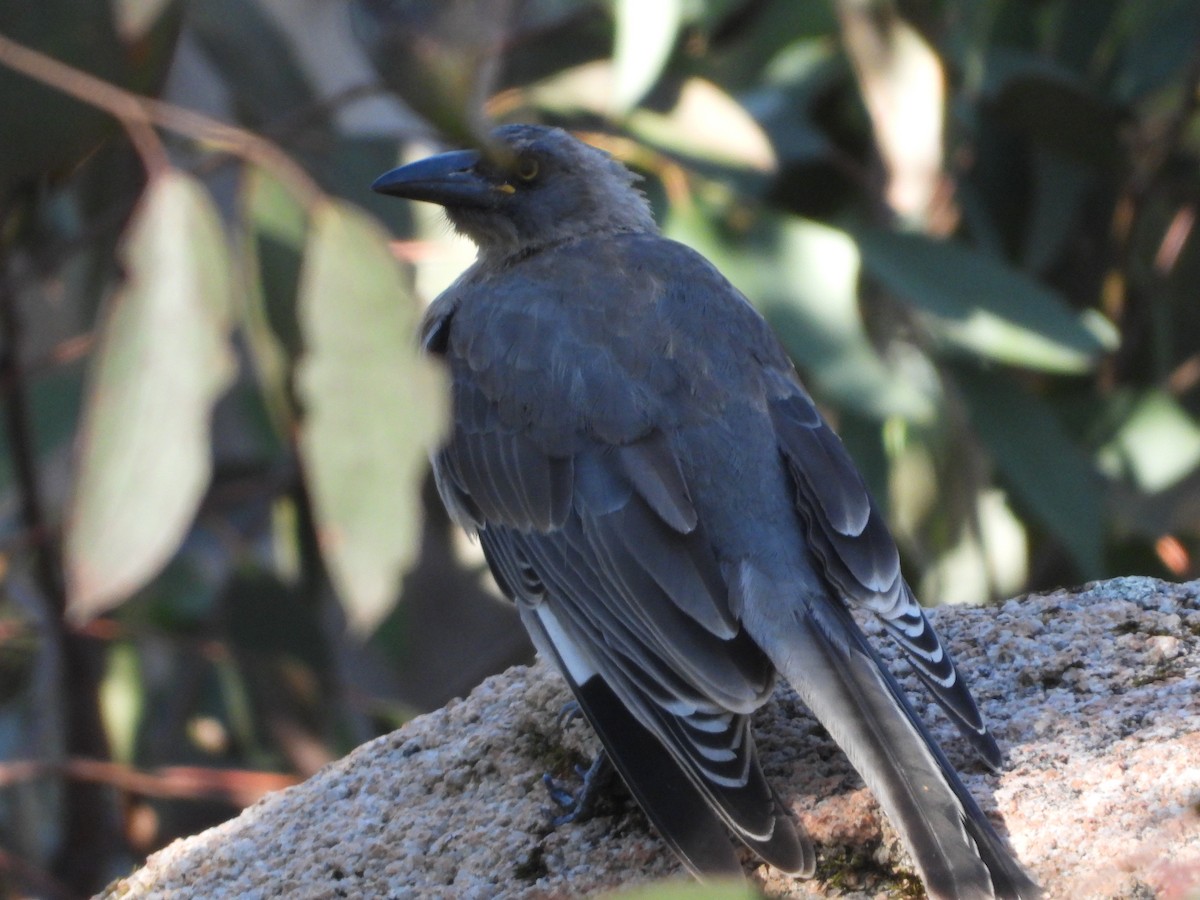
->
(536, 604, 599, 685)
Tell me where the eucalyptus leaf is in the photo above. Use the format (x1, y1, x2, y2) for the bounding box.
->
(627, 78, 776, 173)
(64, 171, 237, 622)
(296, 199, 449, 634)
(767, 219, 936, 422)
(239, 165, 307, 437)
(611, 0, 682, 113)
(856, 228, 1118, 373)
(837, 1, 945, 222)
(954, 366, 1105, 577)
(1021, 148, 1094, 274)
(1097, 390, 1200, 494)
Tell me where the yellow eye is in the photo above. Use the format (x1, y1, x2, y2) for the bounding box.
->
(516, 157, 539, 181)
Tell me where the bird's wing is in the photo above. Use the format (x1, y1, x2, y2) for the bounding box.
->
(430, 311, 810, 876)
(517, 600, 796, 879)
(764, 368, 1002, 767)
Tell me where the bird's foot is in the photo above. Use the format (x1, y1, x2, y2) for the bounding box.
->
(542, 751, 613, 826)
(554, 700, 583, 729)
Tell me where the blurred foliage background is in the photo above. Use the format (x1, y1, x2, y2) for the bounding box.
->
(0, 0, 1198, 895)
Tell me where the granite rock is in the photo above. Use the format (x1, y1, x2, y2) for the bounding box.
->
(101, 577, 1200, 899)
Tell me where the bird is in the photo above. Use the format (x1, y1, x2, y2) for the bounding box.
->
(372, 123, 1040, 899)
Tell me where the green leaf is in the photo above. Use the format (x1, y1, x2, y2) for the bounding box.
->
(626, 78, 777, 173)
(1021, 148, 1094, 273)
(295, 200, 449, 635)
(239, 165, 307, 436)
(855, 228, 1118, 373)
(1097, 390, 1200, 493)
(611, 0, 683, 112)
(765, 218, 937, 422)
(954, 366, 1105, 577)
(837, 2, 945, 222)
(64, 171, 237, 621)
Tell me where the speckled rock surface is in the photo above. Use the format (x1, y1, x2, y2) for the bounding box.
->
(102, 577, 1200, 899)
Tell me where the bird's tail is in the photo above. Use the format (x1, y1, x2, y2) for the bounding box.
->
(751, 593, 1040, 900)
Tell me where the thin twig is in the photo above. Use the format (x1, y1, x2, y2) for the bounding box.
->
(0, 31, 167, 178)
(0, 31, 323, 208)
(0, 758, 300, 806)
(1166, 353, 1200, 397)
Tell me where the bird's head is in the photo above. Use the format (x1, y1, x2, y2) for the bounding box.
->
(372, 124, 657, 260)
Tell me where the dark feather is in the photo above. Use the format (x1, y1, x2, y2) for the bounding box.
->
(523, 607, 811, 877)
(616, 432, 698, 534)
(781, 593, 1039, 898)
(470, 443, 805, 871)
(768, 381, 1002, 767)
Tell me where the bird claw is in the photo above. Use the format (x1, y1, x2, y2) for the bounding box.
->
(542, 751, 613, 826)
(542, 772, 577, 812)
(554, 700, 583, 729)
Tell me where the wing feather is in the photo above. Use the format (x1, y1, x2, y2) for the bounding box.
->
(767, 371, 1002, 767)
(445, 388, 809, 872)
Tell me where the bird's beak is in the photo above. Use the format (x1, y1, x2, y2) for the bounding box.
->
(371, 148, 499, 208)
